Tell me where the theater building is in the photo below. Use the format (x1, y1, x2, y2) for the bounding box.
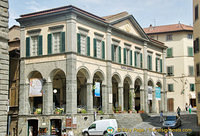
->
(16, 5, 167, 135)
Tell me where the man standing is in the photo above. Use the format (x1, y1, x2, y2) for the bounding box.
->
(177, 107, 181, 117)
(160, 111, 163, 123)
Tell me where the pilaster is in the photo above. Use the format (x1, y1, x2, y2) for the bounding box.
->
(130, 88, 135, 111)
(43, 82, 53, 115)
(102, 84, 108, 113)
(86, 83, 93, 113)
(118, 86, 124, 111)
(143, 43, 148, 113)
(20, 27, 25, 58)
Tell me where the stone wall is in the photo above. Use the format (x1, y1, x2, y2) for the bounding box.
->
(0, 0, 9, 135)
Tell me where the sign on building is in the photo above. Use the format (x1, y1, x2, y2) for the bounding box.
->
(94, 82, 100, 97)
(29, 78, 43, 97)
(148, 86, 153, 100)
(155, 87, 161, 100)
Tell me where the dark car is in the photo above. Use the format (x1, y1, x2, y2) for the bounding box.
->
(162, 116, 181, 128)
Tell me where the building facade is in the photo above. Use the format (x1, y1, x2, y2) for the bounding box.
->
(0, 0, 9, 135)
(8, 25, 20, 136)
(17, 5, 167, 135)
(193, 0, 200, 126)
(144, 24, 195, 112)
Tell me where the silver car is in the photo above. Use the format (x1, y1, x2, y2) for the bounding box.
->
(162, 116, 181, 128)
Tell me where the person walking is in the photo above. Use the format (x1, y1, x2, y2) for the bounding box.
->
(151, 127, 157, 136)
(185, 103, 188, 111)
(189, 104, 192, 114)
(168, 127, 174, 136)
(160, 111, 163, 123)
(177, 107, 181, 117)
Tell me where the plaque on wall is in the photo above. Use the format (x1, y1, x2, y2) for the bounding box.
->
(66, 117, 72, 128)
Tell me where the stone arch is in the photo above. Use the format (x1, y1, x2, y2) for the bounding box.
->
(112, 72, 122, 86)
(48, 68, 66, 83)
(134, 76, 143, 87)
(148, 78, 154, 87)
(27, 70, 43, 83)
(77, 66, 91, 82)
(123, 74, 133, 88)
(92, 69, 105, 84)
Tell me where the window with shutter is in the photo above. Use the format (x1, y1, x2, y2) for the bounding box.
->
(168, 84, 174, 92)
(188, 47, 193, 56)
(130, 50, 132, 65)
(102, 41, 105, 59)
(112, 44, 114, 61)
(160, 59, 162, 73)
(31, 36, 38, 56)
(93, 38, 97, 57)
(167, 66, 174, 76)
(52, 32, 61, 54)
(60, 32, 65, 52)
(87, 36, 90, 56)
(167, 48, 173, 57)
(147, 55, 152, 70)
(190, 84, 195, 91)
(118, 46, 121, 63)
(189, 66, 194, 76)
(38, 35, 43, 55)
(140, 53, 143, 68)
(124, 48, 126, 64)
(197, 64, 200, 76)
(134, 51, 141, 67)
(48, 34, 52, 54)
(26, 37, 30, 57)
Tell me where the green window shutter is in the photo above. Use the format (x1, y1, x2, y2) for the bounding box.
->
(150, 55, 152, 70)
(130, 50, 132, 65)
(156, 58, 158, 72)
(112, 44, 114, 61)
(188, 47, 193, 56)
(134, 51, 137, 67)
(77, 33, 81, 53)
(124, 48, 126, 64)
(167, 48, 172, 57)
(102, 41, 105, 59)
(87, 36, 90, 56)
(26, 37, 30, 57)
(93, 38, 97, 57)
(60, 32, 65, 52)
(38, 35, 43, 55)
(140, 53, 143, 68)
(160, 59, 162, 73)
(48, 34, 52, 54)
(147, 55, 149, 70)
(118, 46, 121, 63)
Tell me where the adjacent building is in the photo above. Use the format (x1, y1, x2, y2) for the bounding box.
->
(0, 0, 9, 135)
(144, 23, 195, 112)
(16, 5, 167, 135)
(193, 0, 200, 125)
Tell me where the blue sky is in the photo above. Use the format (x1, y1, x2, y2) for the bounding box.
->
(9, 0, 192, 28)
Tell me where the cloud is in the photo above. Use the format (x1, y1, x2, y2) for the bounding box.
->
(25, 0, 48, 12)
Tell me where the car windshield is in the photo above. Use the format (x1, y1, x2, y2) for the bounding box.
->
(165, 116, 176, 121)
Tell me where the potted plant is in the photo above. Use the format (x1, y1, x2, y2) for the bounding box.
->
(98, 110, 104, 114)
(81, 109, 87, 114)
(138, 109, 144, 113)
(117, 106, 122, 113)
(129, 91, 133, 113)
(35, 108, 42, 114)
(55, 108, 64, 114)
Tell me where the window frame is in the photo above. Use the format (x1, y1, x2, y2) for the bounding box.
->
(188, 66, 194, 76)
(188, 47, 193, 56)
(166, 34, 173, 41)
(168, 84, 174, 92)
(195, 4, 199, 21)
(190, 84, 195, 92)
(167, 48, 173, 58)
(187, 34, 193, 39)
(167, 66, 174, 76)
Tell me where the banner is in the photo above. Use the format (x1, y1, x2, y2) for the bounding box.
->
(29, 78, 43, 97)
(148, 86, 152, 100)
(155, 87, 161, 100)
(94, 82, 100, 97)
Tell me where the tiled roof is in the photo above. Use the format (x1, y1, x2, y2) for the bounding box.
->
(143, 23, 193, 34)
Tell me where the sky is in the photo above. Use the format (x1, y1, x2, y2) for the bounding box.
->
(9, 0, 193, 28)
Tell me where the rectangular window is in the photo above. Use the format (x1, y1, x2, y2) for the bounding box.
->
(196, 63, 200, 76)
(52, 32, 61, 54)
(168, 84, 174, 92)
(194, 38, 199, 53)
(167, 48, 173, 57)
(134, 51, 142, 68)
(166, 34, 173, 41)
(31, 36, 38, 56)
(187, 34, 193, 39)
(195, 5, 199, 20)
(147, 55, 152, 70)
(189, 66, 194, 76)
(80, 35, 87, 55)
(96, 40, 102, 58)
(188, 47, 193, 56)
(198, 92, 200, 103)
(124, 48, 132, 65)
(156, 57, 162, 72)
(167, 66, 174, 76)
(190, 84, 195, 92)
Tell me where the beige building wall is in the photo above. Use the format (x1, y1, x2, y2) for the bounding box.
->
(193, 0, 200, 126)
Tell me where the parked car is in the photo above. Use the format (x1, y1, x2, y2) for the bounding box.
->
(162, 116, 181, 128)
(107, 132, 128, 136)
(82, 119, 118, 136)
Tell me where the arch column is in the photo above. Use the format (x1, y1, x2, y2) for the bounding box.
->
(102, 84, 108, 113)
(140, 88, 145, 111)
(130, 88, 135, 111)
(118, 86, 124, 111)
(43, 82, 53, 114)
(19, 83, 30, 115)
(152, 88, 156, 113)
(86, 83, 93, 113)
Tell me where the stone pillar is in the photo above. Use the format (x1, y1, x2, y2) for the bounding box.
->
(66, 13, 77, 114)
(43, 82, 53, 114)
(152, 88, 156, 113)
(87, 83, 93, 113)
(162, 50, 167, 112)
(143, 43, 148, 113)
(140, 89, 145, 111)
(102, 84, 107, 113)
(0, 1, 9, 134)
(118, 87, 124, 111)
(106, 27, 113, 114)
(130, 88, 135, 111)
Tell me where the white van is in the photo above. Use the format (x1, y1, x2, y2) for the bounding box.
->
(82, 119, 118, 136)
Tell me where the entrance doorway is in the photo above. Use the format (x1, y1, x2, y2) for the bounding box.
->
(134, 78, 142, 112)
(167, 98, 174, 112)
(50, 119, 62, 136)
(28, 120, 38, 136)
(190, 99, 196, 107)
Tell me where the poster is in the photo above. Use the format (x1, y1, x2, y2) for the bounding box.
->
(155, 87, 161, 100)
(29, 78, 43, 97)
(94, 82, 100, 97)
(148, 86, 152, 100)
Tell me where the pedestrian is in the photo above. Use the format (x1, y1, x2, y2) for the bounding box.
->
(177, 106, 181, 117)
(185, 103, 188, 111)
(160, 110, 163, 123)
(151, 127, 157, 136)
(168, 127, 173, 136)
(189, 104, 192, 114)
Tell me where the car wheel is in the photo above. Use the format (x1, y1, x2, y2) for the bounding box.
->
(83, 132, 89, 136)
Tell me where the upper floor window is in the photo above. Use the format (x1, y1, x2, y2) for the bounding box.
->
(167, 66, 174, 76)
(194, 38, 199, 54)
(167, 48, 173, 57)
(134, 51, 142, 68)
(147, 54, 152, 70)
(112, 43, 121, 63)
(189, 66, 194, 76)
(124, 46, 132, 65)
(168, 84, 174, 92)
(47, 32, 65, 54)
(77, 33, 90, 56)
(26, 35, 43, 57)
(195, 5, 199, 21)
(196, 63, 200, 76)
(166, 34, 173, 41)
(190, 84, 195, 92)
(188, 47, 193, 56)
(93, 36, 105, 59)
(187, 34, 193, 39)
(155, 57, 162, 73)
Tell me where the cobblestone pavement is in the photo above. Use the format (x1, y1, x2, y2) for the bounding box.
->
(126, 111, 200, 136)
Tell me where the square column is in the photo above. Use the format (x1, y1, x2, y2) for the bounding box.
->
(102, 84, 107, 113)
(152, 89, 156, 113)
(130, 88, 135, 111)
(140, 89, 145, 111)
(43, 82, 53, 114)
(118, 87, 124, 111)
(87, 83, 93, 113)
